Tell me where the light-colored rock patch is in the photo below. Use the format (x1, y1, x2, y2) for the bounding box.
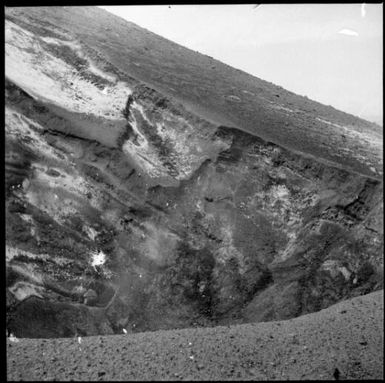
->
(5, 20, 131, 120)
(9, 281, 44, 301)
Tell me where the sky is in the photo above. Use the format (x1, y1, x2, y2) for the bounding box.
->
(100, 4, 383, 126)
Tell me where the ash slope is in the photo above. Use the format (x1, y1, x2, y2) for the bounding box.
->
(7, 290, 384, 381)
(5, 6, 383, 339)
(5, 5, 383, 178)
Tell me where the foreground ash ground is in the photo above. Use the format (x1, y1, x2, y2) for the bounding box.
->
(5, 6, 383, 381)
(7, 291, 384, 380)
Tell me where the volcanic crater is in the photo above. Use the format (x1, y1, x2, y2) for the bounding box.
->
(5, 6, 383, 345)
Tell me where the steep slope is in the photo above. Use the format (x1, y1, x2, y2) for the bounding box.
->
(7, 290, 384, 381)
(5, 6, 383, 339)
(5, 6, 382, 178)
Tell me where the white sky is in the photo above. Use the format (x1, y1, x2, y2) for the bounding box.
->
(100, 4, 383, 125)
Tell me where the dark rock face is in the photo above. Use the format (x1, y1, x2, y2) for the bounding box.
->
(8, 297, 114, 338)
(5, 7, 383, 338)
